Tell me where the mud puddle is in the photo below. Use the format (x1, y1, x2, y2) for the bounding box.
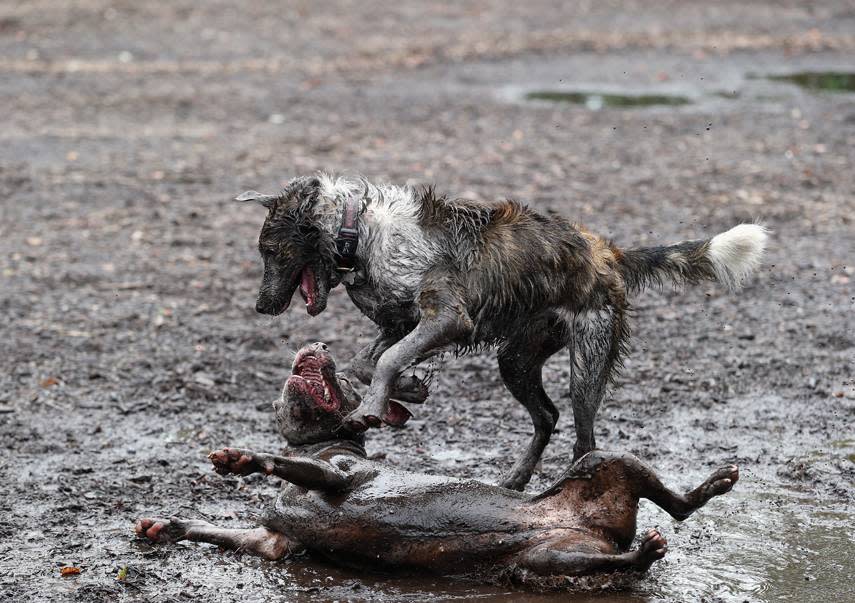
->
(633, 487, 854, 602)
(523, 90, 691, 110)
(762, 71, 855, 93)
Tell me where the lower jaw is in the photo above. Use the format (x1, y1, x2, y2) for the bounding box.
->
(304, 291, 326, 316)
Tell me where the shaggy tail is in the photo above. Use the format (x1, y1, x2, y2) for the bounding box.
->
(618, 224, 769, 293)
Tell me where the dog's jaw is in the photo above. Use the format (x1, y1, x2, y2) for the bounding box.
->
(299, 265, 320, 315)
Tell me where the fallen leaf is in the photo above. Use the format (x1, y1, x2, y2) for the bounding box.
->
(40, 377, 59, 388)
(61, 566, 81, 577)
(117, 566, 128, 581)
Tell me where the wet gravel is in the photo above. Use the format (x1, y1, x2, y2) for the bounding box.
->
(1, 1, 853, 602)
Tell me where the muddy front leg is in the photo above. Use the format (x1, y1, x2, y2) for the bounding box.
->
(134, 517, 297, 560)
(343, 331, 400, 386)
(343, 331, 430, 409)
(345, 285, 473, 430)
(209, 448, 352, 492)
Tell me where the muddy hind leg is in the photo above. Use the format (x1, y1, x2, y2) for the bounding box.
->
(135, 517, 296, 560)
(519, 529, 668, 577)
(496, 317, 567, 491)
(569, 306, 628, 460)
(576, 451, 740, 521)
(627, 457, 740, 520)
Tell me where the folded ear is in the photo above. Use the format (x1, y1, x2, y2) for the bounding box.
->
(235, 190, 277, 208)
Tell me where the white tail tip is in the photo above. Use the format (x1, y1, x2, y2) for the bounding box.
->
(707, 224, 769, 289)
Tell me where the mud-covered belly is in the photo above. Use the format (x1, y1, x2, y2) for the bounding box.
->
(265, 479, 551, 572)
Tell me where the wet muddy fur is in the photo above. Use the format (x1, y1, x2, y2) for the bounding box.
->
(136, 344, 739, 584)
(243, 175, 767, 489)
(136, 448, 738, 581)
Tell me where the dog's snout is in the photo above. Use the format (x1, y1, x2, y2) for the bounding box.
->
(311, 342, 328, 352)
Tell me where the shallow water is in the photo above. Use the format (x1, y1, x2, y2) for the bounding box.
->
(524, 90, 691, 110)
(764, 71, 855, 93)
(637, 489, 854, 602)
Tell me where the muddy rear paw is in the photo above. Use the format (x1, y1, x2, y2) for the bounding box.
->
(135, 517, 199, 544)
(631, 529, 668, 571)
(209, 448, 273, 476)
(691, 465, 739, 507)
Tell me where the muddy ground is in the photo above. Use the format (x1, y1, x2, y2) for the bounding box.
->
(1, 1, 853, 602)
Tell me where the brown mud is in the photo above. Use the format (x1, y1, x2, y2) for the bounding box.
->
(0, 1, 853, 602)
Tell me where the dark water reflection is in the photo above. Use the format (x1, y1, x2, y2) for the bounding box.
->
(765, 72, 855, 92)
(524, 90, 691, 110)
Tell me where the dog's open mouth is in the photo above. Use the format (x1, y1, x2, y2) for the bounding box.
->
(298, 265, 319, 314)
(286, 348, 344, 412)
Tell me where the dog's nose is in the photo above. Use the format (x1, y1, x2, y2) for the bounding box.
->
(255, 300, 268, 314)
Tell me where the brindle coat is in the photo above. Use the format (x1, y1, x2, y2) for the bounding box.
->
(135, 343, 739, 582)
(240, 175, 766, 489)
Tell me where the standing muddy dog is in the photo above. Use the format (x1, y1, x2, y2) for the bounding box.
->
(239, 175, 767, 489)
(136, 342, 739, 582)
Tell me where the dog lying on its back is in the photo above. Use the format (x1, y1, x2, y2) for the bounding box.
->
(238, 175, 767, 490)
(136, 342, 739, 581)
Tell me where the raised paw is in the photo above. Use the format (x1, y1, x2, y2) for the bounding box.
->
(694, 465, 739, 505)
(344, 401, 386, 431)
(383, 400, 413, 427)
(209, 448, 272, 476)
(633, 529, 668, 571)
(135, 517, 196, 544)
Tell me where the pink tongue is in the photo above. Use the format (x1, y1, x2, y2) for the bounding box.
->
(300, 267, 316, 308)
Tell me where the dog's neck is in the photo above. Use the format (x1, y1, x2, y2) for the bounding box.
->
(313, 175, 421, 275)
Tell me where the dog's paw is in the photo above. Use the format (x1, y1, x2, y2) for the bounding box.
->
(209, 448, 272, 476)
(135, 517, 199, 544)
(383, 400, 413, 427)
(344, 402, 387, 431)
(632, 529, 668, 571)
(693, 465, 739, 504)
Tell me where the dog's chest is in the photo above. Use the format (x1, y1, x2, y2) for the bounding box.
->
(345, 218, 439, 328)
(345, 280, 419, 330)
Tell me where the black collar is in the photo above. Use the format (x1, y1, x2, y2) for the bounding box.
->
(335, 195, 360, 272)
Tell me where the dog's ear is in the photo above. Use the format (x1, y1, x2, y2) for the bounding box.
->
(284, 177, 322, 215)
(235, 190, 277, 208)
